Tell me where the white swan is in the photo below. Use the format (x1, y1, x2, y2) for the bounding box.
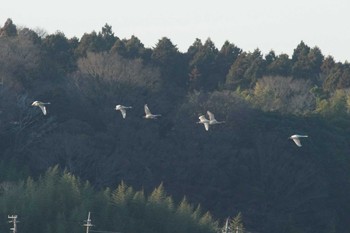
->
(289, 134, 308, 147)
(207, 111, 225, 125)
(197, 115, 210, 131)
(31, 101, 50, 115)
(143, 104, 161, 119)
(115, 105, 132, 119)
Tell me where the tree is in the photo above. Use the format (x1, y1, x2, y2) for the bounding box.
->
(0, 168, 218, 233)
(41, 31, 76, 76)
(250, 76, 315, 114)
(0, 18, 17, 37)
(111, 181, 134, 206)
(74, 31, 99, 57)
(112, 35, 146, 59)
(99, 23, 116, 51)
(321, 56, 336, 75)
(187, 38, 220, 90)
(323, 63, 345, 92)
(216, 41, 242, 84)
(75, 24, 117, 57)
(291, 41, 324, 81)
(187, 38, 203, 58)
(315, 89, 350, 117)
(75, 51, 161, 99)
(226, 49, 265, 89)
(0, 27, 41, 90)
(266, 53, 292, 77)
(337, 65, 350, 89)
(151, 37, 186, 87)
(264, 50, 276, 66)
(308, 46, 324, 76)
(230, 212, 245, 233)
(243, 49, 266, 85)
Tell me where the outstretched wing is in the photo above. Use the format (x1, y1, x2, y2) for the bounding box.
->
(144, 104, 152, 115)
(39, 105, 47, 115)
(207, 111, 215, 121)
(292, 138, 302, 147)
(120, 109, 127, 118)
(204, 123, 209, 131)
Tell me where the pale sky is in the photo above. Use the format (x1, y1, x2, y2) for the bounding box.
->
(1, 0, 349, 62)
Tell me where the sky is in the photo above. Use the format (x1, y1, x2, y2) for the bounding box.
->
(1, 0, 349, 62)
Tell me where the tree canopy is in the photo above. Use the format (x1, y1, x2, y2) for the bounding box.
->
(1, 19, 350, 233)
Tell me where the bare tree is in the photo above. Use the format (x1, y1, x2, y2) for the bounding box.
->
(251, 76, 315, 115)
(73, 51, 161, 106)
(76, 51, 160, 89)
(0, 29, 41, 91)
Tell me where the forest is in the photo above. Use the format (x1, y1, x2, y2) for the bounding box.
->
(0, 18, 350, 233)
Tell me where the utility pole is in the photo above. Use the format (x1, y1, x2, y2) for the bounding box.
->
(83, 212, 93, 233)
(8, 215, 18, 233)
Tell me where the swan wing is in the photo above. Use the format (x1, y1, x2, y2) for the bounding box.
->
(204, 122, 209, 131)
(206, 111, 215, 121)
(292, 138, 302, 147)
(120, 109, 127, 118)
(39, 105, 47, 115)
(144, 104, 152, 115)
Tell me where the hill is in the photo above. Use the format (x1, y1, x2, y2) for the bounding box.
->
(0, 19, 350, 233)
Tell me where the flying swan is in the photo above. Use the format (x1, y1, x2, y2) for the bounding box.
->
(31, 101, 50, 115)
(115, 105, 132, 119)
(289, 134, 308, 147)
(143, 104, 161, 119)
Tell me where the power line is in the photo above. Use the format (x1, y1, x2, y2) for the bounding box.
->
(90, 230, 122, 233)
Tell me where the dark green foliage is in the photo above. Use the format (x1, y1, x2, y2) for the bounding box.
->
(292, 41, 324, 81)
(41, 32, 77, 78)
(151, 37, 187, 88)
(322, 62, 350, 92)
(75, 24, 117, 57)
(266, 53, 292, 77)
(216, 41, 242, 86)
(226, 49, 266, 89)
(0, 168, 217, 233)
(111, 35, 151, 61)
(187, 38, 221, 90)
(0, 18, 17, 37)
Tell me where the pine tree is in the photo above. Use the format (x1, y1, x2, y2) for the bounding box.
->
(230, 212, 245, 233)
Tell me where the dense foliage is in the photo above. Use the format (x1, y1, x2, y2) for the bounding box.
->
(0, 166, 217, 233)
(0, 18, 350, 233)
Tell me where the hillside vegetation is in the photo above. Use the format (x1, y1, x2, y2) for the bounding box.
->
(0, 19, 350, 233)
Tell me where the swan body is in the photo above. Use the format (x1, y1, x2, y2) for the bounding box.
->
(143, 104, 161, 119)
(115, 105, 132, 119)
(31, 101, 50, 115)
(289, 134, 308, 147)
(197, 115, 210, 131)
